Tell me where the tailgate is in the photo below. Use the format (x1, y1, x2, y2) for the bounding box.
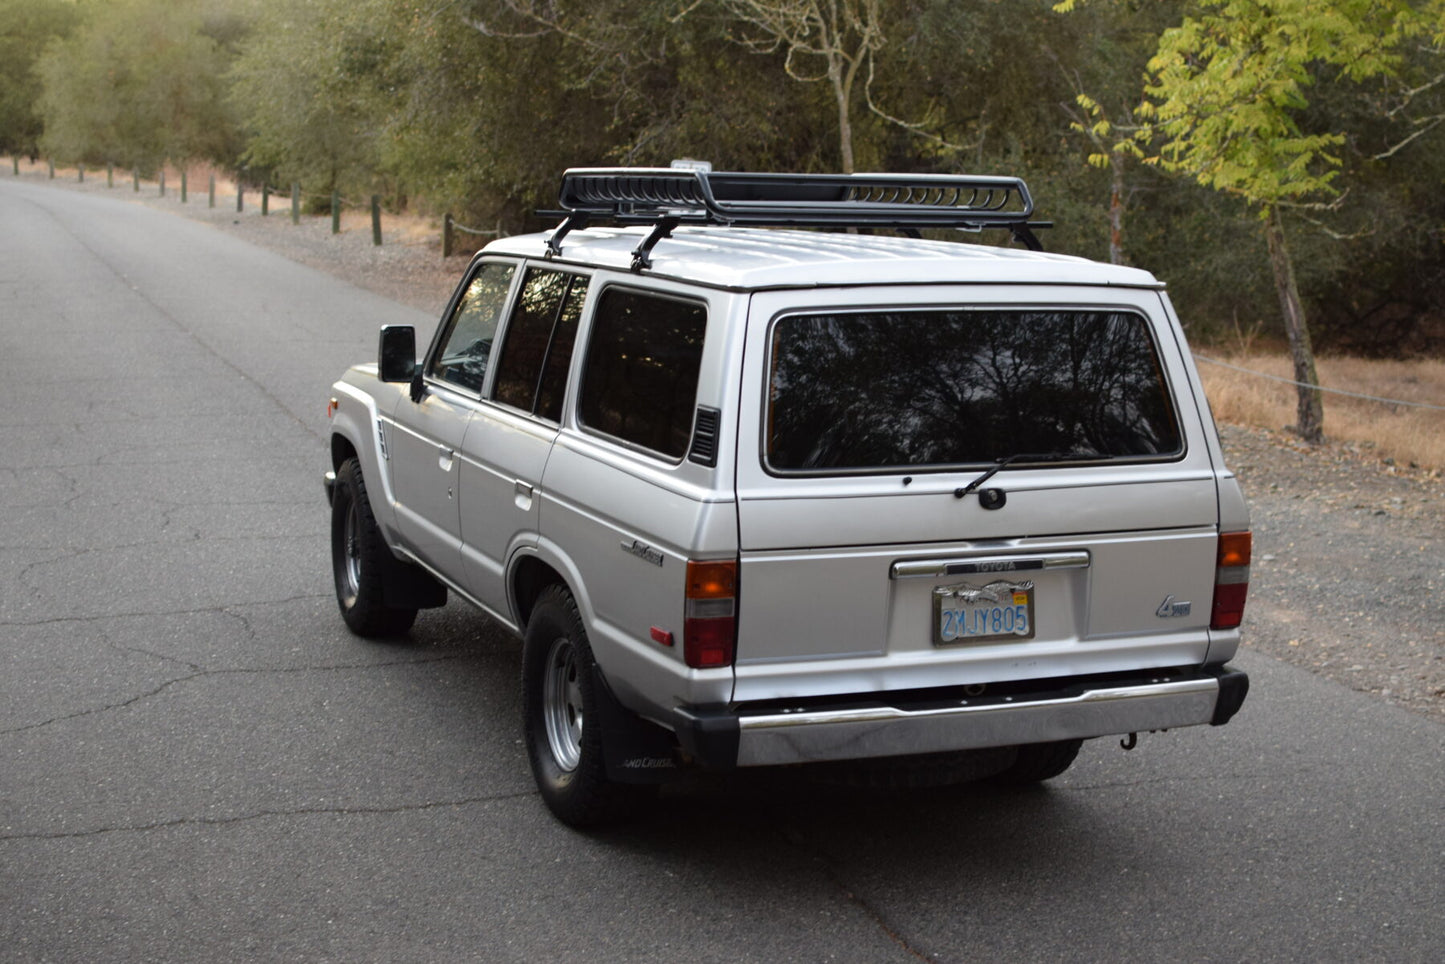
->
(730, 286, 1225, 703)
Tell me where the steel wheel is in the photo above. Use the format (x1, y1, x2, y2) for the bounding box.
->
(341, 500, 362, 608)
(542, 636, 584, 772)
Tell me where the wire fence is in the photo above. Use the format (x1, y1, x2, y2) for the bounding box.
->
(1194, 354, 1445, 412)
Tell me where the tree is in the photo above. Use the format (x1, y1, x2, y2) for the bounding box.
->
(0, 0, 80, 158)
(35, 0, 246, 172)
(712, 0, 886, 172)
(228, 0, 396, 196)
(1132, 0, 1420, 442)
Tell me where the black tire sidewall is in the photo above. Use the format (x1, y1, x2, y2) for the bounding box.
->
(330, 458, 416, 637)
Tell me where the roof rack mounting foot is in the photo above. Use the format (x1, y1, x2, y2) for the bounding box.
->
(546, 212, 590, 258)
(1010, 222, 1051, 252)
(630, 217, 679, 272)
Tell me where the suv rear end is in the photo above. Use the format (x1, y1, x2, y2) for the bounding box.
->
(670, 270, 1249, 770)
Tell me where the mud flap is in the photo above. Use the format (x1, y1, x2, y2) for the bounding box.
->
(380, 554, 448, 610)
(593, 670, 683, 784)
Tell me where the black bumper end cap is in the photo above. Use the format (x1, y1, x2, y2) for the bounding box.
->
(672, 706, 740, 769)
(1209, 665, 1250, 726)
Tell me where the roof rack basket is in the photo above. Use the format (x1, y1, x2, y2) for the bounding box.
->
(545, 168, 1050, 268)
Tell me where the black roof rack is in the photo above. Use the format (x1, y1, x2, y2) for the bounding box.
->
(544, 167, 1050, 269)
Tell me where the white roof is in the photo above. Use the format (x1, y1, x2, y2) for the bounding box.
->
(483, 225, 1163, 290)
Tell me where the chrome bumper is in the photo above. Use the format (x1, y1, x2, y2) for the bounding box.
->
(674, 667, 1247, 768)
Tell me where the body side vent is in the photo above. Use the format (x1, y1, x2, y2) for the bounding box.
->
(688, 406, 722, 467)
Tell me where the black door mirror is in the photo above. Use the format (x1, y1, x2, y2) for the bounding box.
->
(378, 326, 417, 382)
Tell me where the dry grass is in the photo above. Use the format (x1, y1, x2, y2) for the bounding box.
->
(1196, 352, 1445, 471)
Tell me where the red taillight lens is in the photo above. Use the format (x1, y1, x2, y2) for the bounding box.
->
(1210, 531, 1252, 630)
(684, 560, 737, 668)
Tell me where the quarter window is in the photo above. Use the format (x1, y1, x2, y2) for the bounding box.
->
(428, 261, 516, 394)
(579, 288, 707, 460)
(767, 309, 1182, 472)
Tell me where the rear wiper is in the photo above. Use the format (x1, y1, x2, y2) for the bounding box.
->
(953, 451, 1104, 500)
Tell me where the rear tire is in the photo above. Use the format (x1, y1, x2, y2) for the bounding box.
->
(991, 739, 1083, 786)
(522, 585, 654, 827)
(330, 458, 417, 638)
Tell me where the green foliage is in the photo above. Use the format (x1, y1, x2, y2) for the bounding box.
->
(13, 0, 1445, 355)
(228, 0, 397, 194)
(1139, 0, 1417, 209)
(0, 0, 80, 157)
(36, 0, 246, 171)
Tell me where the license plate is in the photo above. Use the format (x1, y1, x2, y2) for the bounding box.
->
(933, 579, 1035, 645)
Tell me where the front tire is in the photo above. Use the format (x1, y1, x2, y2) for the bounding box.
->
(330, 458, 417, 638)
(522, 585, 653, 827)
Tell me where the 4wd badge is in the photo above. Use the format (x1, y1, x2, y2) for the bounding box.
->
(1156, 595, 1192, 618)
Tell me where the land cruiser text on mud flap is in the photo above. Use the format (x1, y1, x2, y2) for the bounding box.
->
(324, 168, 1251, 827)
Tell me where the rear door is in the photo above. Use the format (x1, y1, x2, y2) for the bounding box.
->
(456, 265, 587, 616)
(731, 285, 1223, 703)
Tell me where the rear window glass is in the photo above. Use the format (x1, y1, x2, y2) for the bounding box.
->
(578, 288, 706, 460)
(767, 309, 1181, 472)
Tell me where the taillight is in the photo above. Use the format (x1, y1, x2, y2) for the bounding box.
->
(684, 560, 737, 668)
(1210, 531, 1252, 630)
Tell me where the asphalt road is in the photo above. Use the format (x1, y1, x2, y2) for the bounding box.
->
(2, 179, 1441, 963)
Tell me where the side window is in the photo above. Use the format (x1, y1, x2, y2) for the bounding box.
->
(429, 261, 516, 393)
(491, 268, 587, 419)
(578, 288, 706, 460)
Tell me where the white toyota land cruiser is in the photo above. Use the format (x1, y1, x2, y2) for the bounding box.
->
(324, 168, 1251, 826)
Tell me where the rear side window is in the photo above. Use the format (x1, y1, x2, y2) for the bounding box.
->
(491, 267, 586, 419)
(767, 309, 1181, 472)
(579, 288, 706, 460)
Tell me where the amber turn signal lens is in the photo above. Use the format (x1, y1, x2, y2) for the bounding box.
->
(686, 560, 737, 599)
(1217, 531, 1252, 568)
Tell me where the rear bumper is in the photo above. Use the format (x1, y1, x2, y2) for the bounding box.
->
(674, 665, 1248, 768)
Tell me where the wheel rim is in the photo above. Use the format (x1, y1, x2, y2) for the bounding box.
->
(542, 636, 583, 772)
(341, 500, 362, 607)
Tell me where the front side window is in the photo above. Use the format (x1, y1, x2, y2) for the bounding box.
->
(429, 261, 516, 393)
(767, 309, 1181, 473)
(578, 288, 707, 460)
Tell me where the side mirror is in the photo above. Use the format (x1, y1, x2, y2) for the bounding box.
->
(378, 325, 417, 382)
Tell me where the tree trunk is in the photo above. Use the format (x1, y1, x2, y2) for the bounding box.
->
(1264, 206, 1324, 443)
(829, 56, 855, 174)
(1108, 154, 1125, 265)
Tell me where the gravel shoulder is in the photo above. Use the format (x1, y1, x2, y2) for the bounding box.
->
(21, 170, 1444, 723)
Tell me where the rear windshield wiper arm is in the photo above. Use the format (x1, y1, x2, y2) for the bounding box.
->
(953, 451, 1103, 499)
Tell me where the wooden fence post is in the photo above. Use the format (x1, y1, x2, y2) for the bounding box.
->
(291, 184, 300, 225)
(180, 171, 187, 203)
(209, 174, 216, 209)
(443, 213, 453, 258)
(107, 162, 113, 188)
(262, 183, 269, 216)
(237, 182, 244, 212)
(11, 157, 17, 176)
(371, 196, 382, 246)
(133, 169, 139, 192)
(48, 159, 54, 179)
(159, 170, 165, 197)
(331, 190, 340, 234)
(78, 164, 84, 183)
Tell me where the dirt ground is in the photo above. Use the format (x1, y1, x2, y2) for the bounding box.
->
(15, 167, 1444, 724)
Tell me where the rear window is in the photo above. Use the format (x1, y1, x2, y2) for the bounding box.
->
(767, 309, 1181, 473)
